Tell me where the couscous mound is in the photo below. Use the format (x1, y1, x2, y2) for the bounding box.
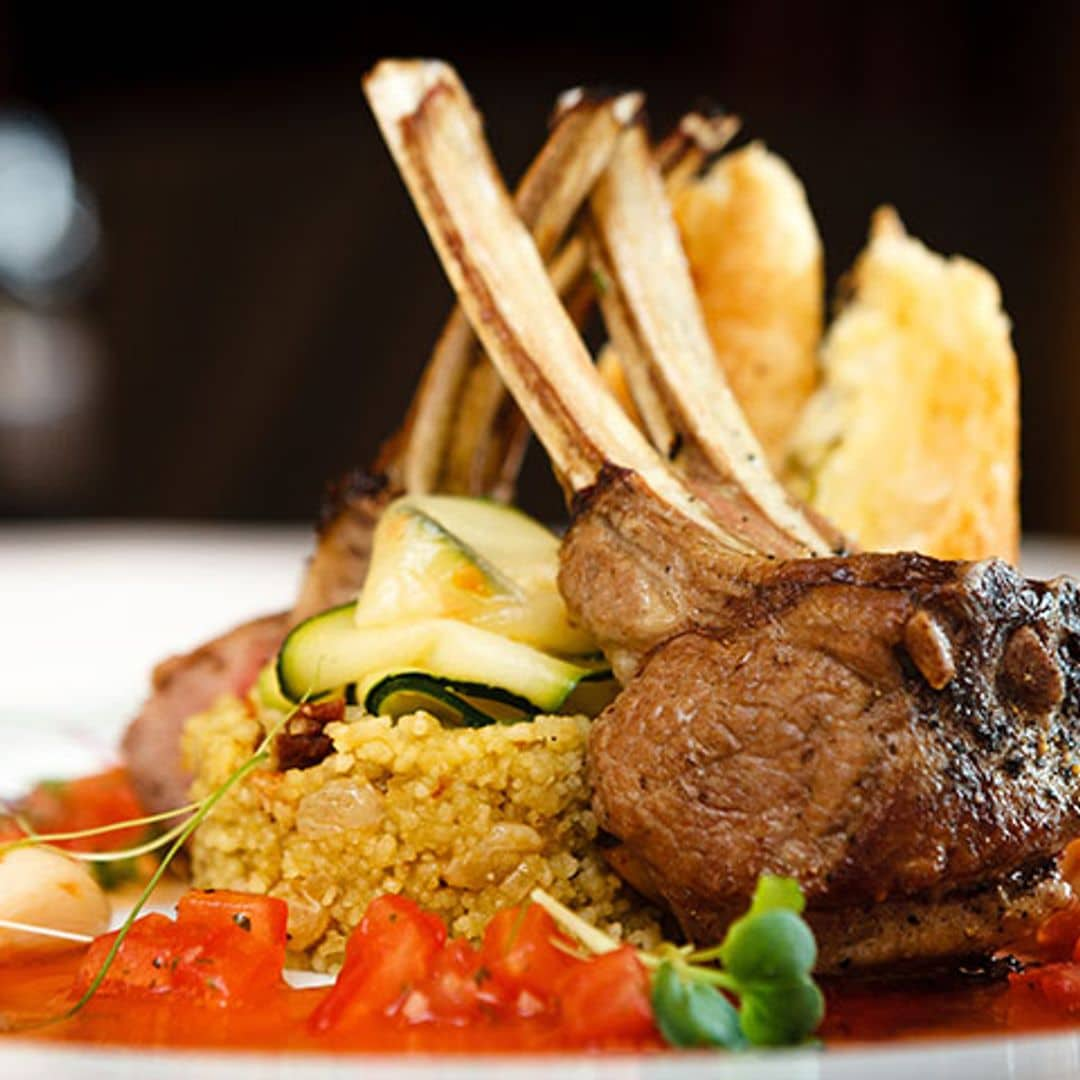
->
(183, 695, 657, 972)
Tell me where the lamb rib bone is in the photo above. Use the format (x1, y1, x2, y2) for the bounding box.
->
(448, 107, 742, 500)
(392, 88, 642, 498)
(123, 84, 637, 815)
(653, 109, 741, 186)
(293, 89, 639, 624)
(587, 109, 738, 460)
(366, 58, 1080, 972)
(587, 122, 833, 558)
(363, 59, 752, 557)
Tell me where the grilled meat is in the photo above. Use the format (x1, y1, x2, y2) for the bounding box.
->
(122, 612, 287, 814)
(365, 58, 1077, 971)
(291, 470, 391, 625)
(566, 467, 1080, 969)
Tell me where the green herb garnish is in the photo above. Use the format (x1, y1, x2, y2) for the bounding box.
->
(1, 801, 200, 861)
(651, 960, 746, 1048)
(1, 698, 303, 1031)
(63, 747, 274, 1022)
(89, 857, 141, 891)
(532, 874, 824, 1052)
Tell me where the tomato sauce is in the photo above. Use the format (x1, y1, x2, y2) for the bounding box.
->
(4, 771, 1080, 1055)
(3, 953, 1080, 1052)
(822, 974, 1080, 1044)
(0, 951, 664, 1053)
(4, 937, 1080, 1053)
(0, 891, 665, 1053)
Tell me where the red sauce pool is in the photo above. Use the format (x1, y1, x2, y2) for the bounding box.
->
(4, 773, 1078, 1055)
(0, 950, 662, 1053)
(2, 951, 1078, 1054)
(821, 974, 1080, 1044)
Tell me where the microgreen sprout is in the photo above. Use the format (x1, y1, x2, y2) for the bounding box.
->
(2, 697, 303, 1031)
(0, 919, 94, 945)
(531, 874, 824, 1051)
(530, 889, 620, 957)
(63, 748, 273, 1022)
(0, 801, 201, 857)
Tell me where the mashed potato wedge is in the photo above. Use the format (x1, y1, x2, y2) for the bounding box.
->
(786, 208, 1019, 562)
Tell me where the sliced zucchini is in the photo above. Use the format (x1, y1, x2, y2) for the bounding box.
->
(357, 667, 614, 723)
(363, 669, 619, 727)
(253, 660, 292, 712)
(276, 602, 357, 702)
(364, 673, 524, 728)
(275, 496, 609, 719)
(355, 502, 518, 630)
(356, 495, 594, 656)
(277, 608, 596, 711)
(400, 495, 561, 592)
(468, 590, 596, 658)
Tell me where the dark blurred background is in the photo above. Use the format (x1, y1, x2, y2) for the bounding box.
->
(0, 4, 1077, 530)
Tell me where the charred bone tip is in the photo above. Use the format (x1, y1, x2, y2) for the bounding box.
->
(553, 87, 645, 127)
(678, 110, 741, 155)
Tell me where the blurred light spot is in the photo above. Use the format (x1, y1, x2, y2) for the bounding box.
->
(0, 112, 100, 301)
(0, 308, 92, 425)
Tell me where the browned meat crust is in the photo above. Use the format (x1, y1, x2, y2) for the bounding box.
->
(123, 469, 390, 816)
(122, 612, 287, 814)
(291, 470, 391, 626)
(808, 860, 1068, 972)
(569, 468, 1080, 970)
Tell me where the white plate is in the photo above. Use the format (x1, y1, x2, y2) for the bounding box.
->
(2, 525, 1080, 1079)
(0, 522, 310, 797)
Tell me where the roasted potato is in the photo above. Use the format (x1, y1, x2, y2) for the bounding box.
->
(785, 208, 1019, 562)
(672, 142, 824, 468)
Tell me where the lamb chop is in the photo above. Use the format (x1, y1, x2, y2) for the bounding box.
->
(122, 92, 643, 814)
(584, 125, 849, 560)
(120, 93, 735, 815)
(365, 58, 1080, 972)
(288, 94, 736, 620)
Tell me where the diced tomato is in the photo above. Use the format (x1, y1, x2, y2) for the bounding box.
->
(309, 895, 447, 1032)
(177, 889, 288, 963)
(1033, 904, 1080, 960)
(77, 914, 181, 996)
(16, 769, 147, 853)
(74, 891, 288, 1006)
(480, 904, 580, 1008)
(1011, 962, 1080, 1014)
(558, 946, 656, 1043)
(344, 893, 448, 966)
(410, 938, 496, 1024)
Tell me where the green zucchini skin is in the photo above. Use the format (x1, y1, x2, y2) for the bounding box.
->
(275, 602, 357, 702)
(276, 603, 602, 710)
(273, 496, 614, 723)
(362, 671, 619, 729)
(365, 673, 507, 728)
